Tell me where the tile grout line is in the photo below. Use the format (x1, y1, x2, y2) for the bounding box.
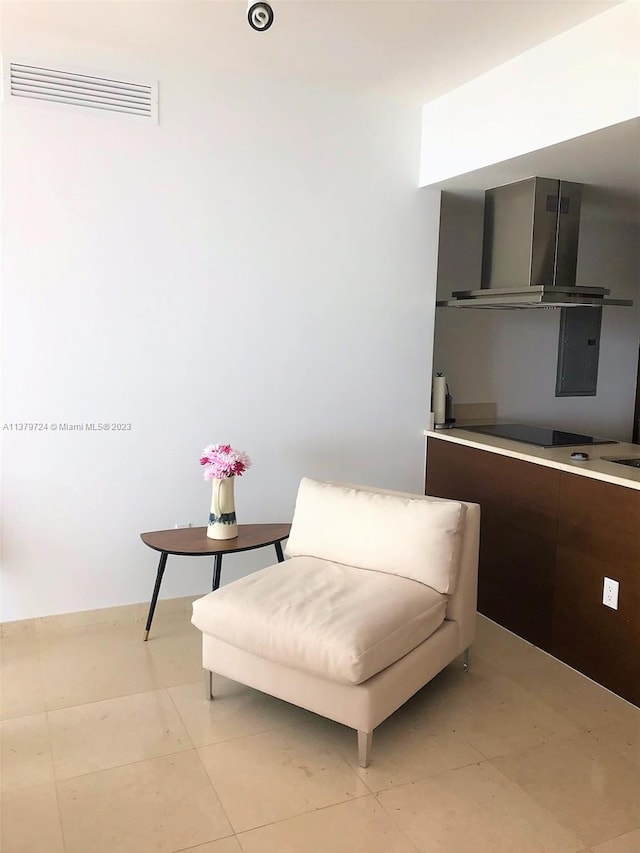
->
(171, 835, 241, 853)
(191, 741, 239, 840)
(46, 682, 198, 785)
(358, 751, 490, 798)
(44, 681, 195, 788)
(231, 791, 375, 838)
(477, 616, 640, 712)
(475, 660, 640, 769)
(38, 639, 69, 853)
(323, 727, 379, 797)
(191, 720, 387, 837)
(494, 668, 638, 730)
(164, 683, 198, 752)
(464, 726, 590, 765)
(53, 749, 237, 852)
(584, 729, 640, 772)
(44, 683, 185, 715)
(51, 744, 200, 786)
(367, 787, 423, 853)
(189, 713, 348, 751)
(485, 759, 592, 849)
(372, 760, 589, 853)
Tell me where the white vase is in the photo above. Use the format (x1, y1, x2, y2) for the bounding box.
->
(207, 476, 238, 540)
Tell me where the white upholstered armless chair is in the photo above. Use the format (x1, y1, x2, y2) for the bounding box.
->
(191, 478, 480, 767)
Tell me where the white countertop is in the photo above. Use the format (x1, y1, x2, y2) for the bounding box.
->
(425, 426, 640, 491)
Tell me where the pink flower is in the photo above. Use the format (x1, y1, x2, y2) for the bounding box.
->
(199, 443, 252, 480)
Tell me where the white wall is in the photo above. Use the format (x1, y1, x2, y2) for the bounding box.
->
(433, 190, 640, 440)
(1, 3, 441, 621)
(419, 1, 640, 186)
(432, 194, 497, 398)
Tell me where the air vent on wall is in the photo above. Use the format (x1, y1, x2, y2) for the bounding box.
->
(7, 62, 158, 122)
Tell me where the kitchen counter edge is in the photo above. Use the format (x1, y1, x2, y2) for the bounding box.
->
(424, 428, 640, 491)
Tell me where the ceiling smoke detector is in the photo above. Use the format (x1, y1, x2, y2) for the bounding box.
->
(247, 2, 274, 32)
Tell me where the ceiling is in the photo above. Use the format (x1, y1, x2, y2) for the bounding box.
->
(5, 1, 634, 204)
(4, 1, 620, 105)
(429, 117, 640, 214)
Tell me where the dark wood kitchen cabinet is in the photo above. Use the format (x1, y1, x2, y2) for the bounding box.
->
(554, 474, 640, 704)
(425, 437, 640, 705)
(425, 438, 560, 652)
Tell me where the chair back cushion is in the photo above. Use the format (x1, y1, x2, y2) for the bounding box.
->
(285, 478, 467, 594)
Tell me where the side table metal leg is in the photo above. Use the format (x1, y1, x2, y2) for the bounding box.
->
(205, 670, 214, 701)
(274, 541, 285, 563)
(144, 552, 168, 641)
(211, 553, 223, 592)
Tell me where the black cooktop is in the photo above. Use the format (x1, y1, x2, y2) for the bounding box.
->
(461, 423, 617, 448)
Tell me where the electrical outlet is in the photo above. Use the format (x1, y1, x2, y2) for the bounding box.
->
(174, 523, 193, 529)
(602, 577, 619, 610)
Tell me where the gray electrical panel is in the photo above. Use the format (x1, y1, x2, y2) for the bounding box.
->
(556, 307, 602, 397)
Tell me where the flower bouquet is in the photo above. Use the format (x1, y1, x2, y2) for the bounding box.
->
(200, 444, 251, 540)
(200, 444, 251, 481)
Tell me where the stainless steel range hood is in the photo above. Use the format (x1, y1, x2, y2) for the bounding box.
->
(439, 177, 633, 309)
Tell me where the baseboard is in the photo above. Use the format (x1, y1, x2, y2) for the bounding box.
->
(0, 594, 200, 638)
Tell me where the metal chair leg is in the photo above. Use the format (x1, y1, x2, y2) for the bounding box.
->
(357, 730, 372, 768)
(463, 647, 470, 672)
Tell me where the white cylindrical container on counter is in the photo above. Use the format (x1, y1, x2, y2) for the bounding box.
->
(432, 373, 447, 425)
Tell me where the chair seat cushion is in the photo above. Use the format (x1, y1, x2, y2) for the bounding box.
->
(191, 556, 447, 685)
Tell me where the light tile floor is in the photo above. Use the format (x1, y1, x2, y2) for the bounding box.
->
(1, 612, 638, 853)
